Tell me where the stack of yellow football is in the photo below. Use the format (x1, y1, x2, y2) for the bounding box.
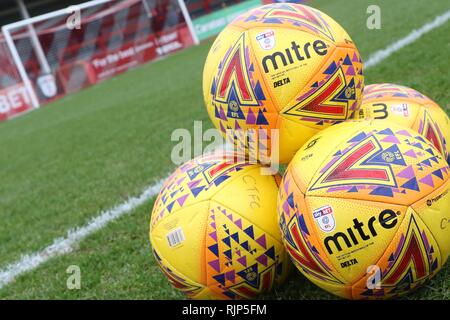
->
(150, 3, 449, 300)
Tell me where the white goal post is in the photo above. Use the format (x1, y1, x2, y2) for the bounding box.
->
(2, 0, 199, 109)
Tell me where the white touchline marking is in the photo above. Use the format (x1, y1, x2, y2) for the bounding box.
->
(0, 179, 165, 289)
(364, 9, 450, 69)
(1, 9, 450, 290)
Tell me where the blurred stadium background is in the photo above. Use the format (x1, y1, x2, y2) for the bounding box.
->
(0, 0, 282, 120)
(0, 0, 448, 299)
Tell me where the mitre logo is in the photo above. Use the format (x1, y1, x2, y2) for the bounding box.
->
(261, 39, 328, 73)
(324, 209, 399, 255)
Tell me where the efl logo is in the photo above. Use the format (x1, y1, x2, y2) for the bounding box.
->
(313, 205, 336, 233)
(391, 103, 409, 117)
(256, 30, 275, 50)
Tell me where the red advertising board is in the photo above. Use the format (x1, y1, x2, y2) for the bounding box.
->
(0, 0, 196, 122)
(77, 25, 193, 85)
(0, 83, 34, 122)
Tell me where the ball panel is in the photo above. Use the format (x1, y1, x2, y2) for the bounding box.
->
(277, 114, 320, 164)
(301, 273, 352, 299)
(150, 201, 210, 286)
(351, 208, 442, 299)
(204, 199, 290, 299)
(278, 169, 347, 286)
(189, 287, 218, 299)
(212, 166, 281, 240)
(152, 247, 205, 298)
(203, 24, 245, 98)
(305, 120, 449, 206)
(412, 103, 450, 163)
(304, 196, 407, 284)
(279, 44, 363, 128)
(309, 6, 355, 48)
(361, 83, 433, 103)
(411, 179, 450, 262)
(203, 26, 279, 159)
(287, 120, 369, 194)
(150, 153, 257, 229)
(231, 3, 349, 46)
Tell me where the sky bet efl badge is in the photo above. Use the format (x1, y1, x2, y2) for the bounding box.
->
(256, 30, 275, 50)
(313, 205, 335, 233)
(391, 103, 409, 117)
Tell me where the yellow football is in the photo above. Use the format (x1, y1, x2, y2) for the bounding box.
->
(278, 120, 450, 299)
(203, 3, 364, 164)
(356, 83, 449, 165)
(150, 152, 290, 299)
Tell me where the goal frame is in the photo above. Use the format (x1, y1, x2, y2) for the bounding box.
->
(1, 0, 199, 109)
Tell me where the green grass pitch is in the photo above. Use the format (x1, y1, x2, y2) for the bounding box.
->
(0, 0, 449, 299)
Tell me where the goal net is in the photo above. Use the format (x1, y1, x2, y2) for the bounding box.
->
(1, 0, 198, 113)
